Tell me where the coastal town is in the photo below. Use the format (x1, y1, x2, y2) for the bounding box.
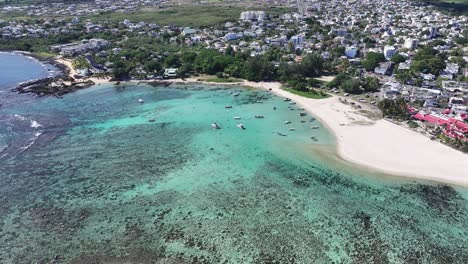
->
(2, 1, 468, 264)
(0, 0, 467, 151)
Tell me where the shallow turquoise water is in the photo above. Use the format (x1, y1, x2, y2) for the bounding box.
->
(0, 83, 467, 263)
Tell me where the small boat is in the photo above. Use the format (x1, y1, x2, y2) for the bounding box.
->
(138, 98, 144, 103)
(233, 117, 241, 120)
(289, 102, 296, 105)
(273, 107, 277, 110)
(299, 112, 307, 116)
(148, 119, 156, 122)
(284, 98, 291, 102)
(300, 120, 306, 123)
(236, 124, 245, 130)
(211, 123, 220, 129)
(276, 132, 287, 136)
(233, 92, 240, 96)
(225, 105, 232, 108)
(288, 128, 295, 131)
(255, 115, 264, 119)
(311, 126, 319, 129)
(284, 121, 291, 124)
(256, 100, 263, 103)
(228, 91, 233, 94)
(311, 136, 318, 141)
(309, 117, 316, 122)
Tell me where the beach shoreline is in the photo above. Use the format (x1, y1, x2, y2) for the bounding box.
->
(47, 60, 468, 185)
(244, 81, 467, 186)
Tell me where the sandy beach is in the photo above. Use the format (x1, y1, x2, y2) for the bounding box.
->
(245, 81, 468, 186)
(49, 61, 468, 185)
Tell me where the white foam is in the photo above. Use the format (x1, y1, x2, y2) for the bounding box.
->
(31, 120, 42, 128)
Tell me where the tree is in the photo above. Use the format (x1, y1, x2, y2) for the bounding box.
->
(301, 54, 324, 77)
(340, 79, 362, 94)
(391, 54, 406, 64)
(241, 56, 276, 82)
(164, 54, 180, 68)
(378, 98, 409, 120)
(362, 52, 386, 71)
(362, 77, 380, 92)
(326, 73, 351, 88)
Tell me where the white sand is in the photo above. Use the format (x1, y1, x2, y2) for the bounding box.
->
(246, 81, 468, 186)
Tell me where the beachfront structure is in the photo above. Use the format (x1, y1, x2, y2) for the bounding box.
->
(164, 68, 178, 78)
(51, 39, 109, 57)
(413, 113, 468, 141)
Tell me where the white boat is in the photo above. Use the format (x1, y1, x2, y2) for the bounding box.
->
(284, 121, 291, 124)
(255, 115, 264, 119)
(211, 123, 220, 129)
(138, 98, 144, 103)
(233, 117, 241, 120)
(225, 105, 232, 108)
(233, 92, 240, 96)
(236, 124, 245, 130)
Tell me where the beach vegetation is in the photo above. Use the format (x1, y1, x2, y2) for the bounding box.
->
(378, 98, 410, 120)
(284, 87, 329, 99)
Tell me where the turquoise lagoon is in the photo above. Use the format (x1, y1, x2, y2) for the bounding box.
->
(0, 83, 467, 263)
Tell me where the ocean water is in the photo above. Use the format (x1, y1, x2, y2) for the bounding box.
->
(0, 83, 467, 264)
(0, 52, 58, 91)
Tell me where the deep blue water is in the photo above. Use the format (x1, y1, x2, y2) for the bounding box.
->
(0, 52, 57, 91)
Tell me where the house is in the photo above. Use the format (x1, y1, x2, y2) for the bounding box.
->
(181, 27, 196, 36)
(345, 46, 358, 58)
(384, 45, 396, 60)
(164, 68, 178, 78)
(374, 62, 393, 75)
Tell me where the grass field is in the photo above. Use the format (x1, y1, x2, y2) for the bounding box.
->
(284, 88, 330, 99)
(87, 5, 290, 27)
(422, 0, 468, 14)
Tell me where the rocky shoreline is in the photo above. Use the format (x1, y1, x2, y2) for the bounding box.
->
(13, 77, 95, 97)
(6, 52, 96, 97)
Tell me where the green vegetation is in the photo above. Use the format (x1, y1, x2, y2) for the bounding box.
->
(87, 6, 289, 27)
(378, 98, 409, 120)
(410, 46, 446, 75)
(72, 57, 90, 69)
(439, 134, 468, 153)
(327, 74, 380, 94)
(361, 52, 386, 71)
(416, 0, 468, 15)
(284, 87, 329, 99)
(407, 120, 420, 129)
